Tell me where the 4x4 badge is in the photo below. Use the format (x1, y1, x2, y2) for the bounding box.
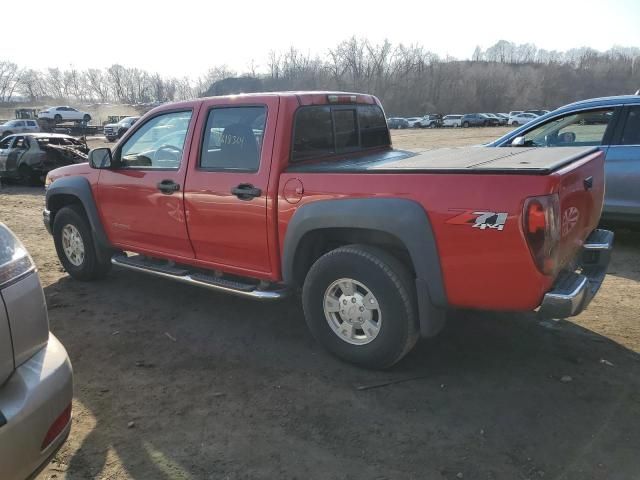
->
(446, 210, 508, 231)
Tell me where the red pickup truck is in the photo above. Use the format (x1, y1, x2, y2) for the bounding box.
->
(44, 92, 613, 368)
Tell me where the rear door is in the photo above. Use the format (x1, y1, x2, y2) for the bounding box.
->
(96, 108, 199, 259)
(183, 97, 279, 275)
(604, 104, 640, 220)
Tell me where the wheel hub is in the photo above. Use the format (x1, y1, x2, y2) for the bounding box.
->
(324, 278, 382, 345)
(61, 224, 85, 267)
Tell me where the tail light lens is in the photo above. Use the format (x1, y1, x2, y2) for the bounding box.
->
(41, 403, 71, 450)
(523, 194, 560, 276)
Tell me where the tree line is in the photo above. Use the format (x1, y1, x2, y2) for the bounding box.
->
(1, 39, 639, 115)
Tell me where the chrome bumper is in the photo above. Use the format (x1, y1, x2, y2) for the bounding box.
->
(43, 208, 52, 234)
(538, 229, 614, 318)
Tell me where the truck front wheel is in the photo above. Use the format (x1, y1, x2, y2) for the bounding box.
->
(302, 245, 419, 369)
(53, 205, 111, 281)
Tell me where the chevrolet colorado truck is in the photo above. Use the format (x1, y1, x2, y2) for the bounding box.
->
(43, 92, 614, 369)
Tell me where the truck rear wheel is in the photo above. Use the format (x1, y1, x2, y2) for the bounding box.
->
(302, 245, 419, 369)
(53, 205, 111, 281)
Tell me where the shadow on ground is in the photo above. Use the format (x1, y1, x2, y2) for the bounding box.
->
(40, 267, 640, 480)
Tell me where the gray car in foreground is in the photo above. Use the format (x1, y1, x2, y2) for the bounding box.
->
(489, 94, 640, 224)
(0, 223, 73, 480)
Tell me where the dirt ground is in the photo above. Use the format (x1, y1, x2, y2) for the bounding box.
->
(1, 127, 639, 480)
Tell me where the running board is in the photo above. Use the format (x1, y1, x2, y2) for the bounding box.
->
(111, 254, 288, 301)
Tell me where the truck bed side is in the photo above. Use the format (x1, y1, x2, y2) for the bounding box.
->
(278, 148, 605, 311)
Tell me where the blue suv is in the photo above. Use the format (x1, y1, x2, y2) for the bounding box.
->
(488, 95, 640, 224)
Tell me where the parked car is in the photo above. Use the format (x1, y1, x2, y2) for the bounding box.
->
(491, 113, 508, 125)
(482, 113, 501, 126)
(0, 133, 88, 184)
(508, 111, 524, 121)
(44, 92, 612, 369)
(0, 119, 40, 138)
(495, 113, 509, 124)
(508, 112, 539, 126)
(104, 116, 139, 142)
(524, 110, 550, 117)
(38, 106, 91, 123)
(387, 117, 409, 129)
(488, 94, 640, 224)
(405, 117, 423, 128)
(442, 114, 463, 127)
(461, 113, 490, 127)
(0, 223, 73, 480)
(416, 114, 442, 128)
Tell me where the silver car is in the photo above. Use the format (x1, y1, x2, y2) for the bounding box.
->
(489, 95, 640, 224)
(0, 120, 40, 138)
(0, 223, 73, 480)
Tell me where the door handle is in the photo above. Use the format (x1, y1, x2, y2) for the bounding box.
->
(231, 183, 262, 200)
(157, 179, 180, 195)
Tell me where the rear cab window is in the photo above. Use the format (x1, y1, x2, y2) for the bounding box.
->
(292, 104, 390, 162)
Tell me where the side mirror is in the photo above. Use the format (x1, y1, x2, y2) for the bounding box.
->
(511, 136, 526, 147)
(88, 148, 112, 169)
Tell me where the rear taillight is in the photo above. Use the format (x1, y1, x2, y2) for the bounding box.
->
(41, 403, 71, 450)
(523, 194, 560, 276)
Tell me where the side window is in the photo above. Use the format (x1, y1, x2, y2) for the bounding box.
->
(292, 107, 334, 161)
(13, 136, 26, 149)
(333, 109, 358, 151)
(15, 121, 25, 127)
(0, 137, 12, 149)
(522, 108, 614, 147)
(119, 110, 192, 169)
(359, 105, 390, 148)
(619, 106, 640, 145)
(199, 106, 266, 172)
(27, 121, 36, 127)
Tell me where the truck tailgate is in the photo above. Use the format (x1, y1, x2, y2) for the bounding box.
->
(550, 148, 605, 272)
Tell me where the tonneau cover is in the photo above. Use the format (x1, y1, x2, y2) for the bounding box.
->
(287, 146, 599, 175)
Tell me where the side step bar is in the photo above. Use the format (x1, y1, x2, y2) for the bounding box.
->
(111, 254, 289, 301)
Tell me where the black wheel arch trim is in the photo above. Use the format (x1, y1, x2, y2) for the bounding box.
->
(282, 198, 447, 336)
(45, 176, 111, 249)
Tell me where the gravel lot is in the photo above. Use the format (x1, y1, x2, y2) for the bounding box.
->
(1, 127, 638, 480)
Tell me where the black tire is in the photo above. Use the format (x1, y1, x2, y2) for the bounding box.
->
(302, 244, 419, 369)
(54, 114, 62, 122)
(53, 205, 112, 281)
(462, 121, 470, 128)
(83, 114, 91, 123)
(117, 128, 126, 138)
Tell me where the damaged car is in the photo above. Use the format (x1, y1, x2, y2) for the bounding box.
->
(0, 133, 88, 185)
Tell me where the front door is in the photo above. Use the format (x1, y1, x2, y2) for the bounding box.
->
(96, 108, 198, 259)
(184, 98, 279, 276)
(605, 104, 640, 220)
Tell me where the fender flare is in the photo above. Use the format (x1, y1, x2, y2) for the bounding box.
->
(45, 176, 111, 249)
(282, 198, 447, 336)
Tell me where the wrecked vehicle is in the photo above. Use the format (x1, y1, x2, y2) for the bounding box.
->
(0, 133, 88, 185)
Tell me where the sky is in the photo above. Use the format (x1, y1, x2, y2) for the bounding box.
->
(2, 0, 639, 79)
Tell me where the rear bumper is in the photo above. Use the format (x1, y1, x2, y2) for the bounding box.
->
(538, 229, 614, 318)
(0, 333, 73, 480)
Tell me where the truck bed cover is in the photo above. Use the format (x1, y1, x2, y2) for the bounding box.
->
(286, 146, 599, 175)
